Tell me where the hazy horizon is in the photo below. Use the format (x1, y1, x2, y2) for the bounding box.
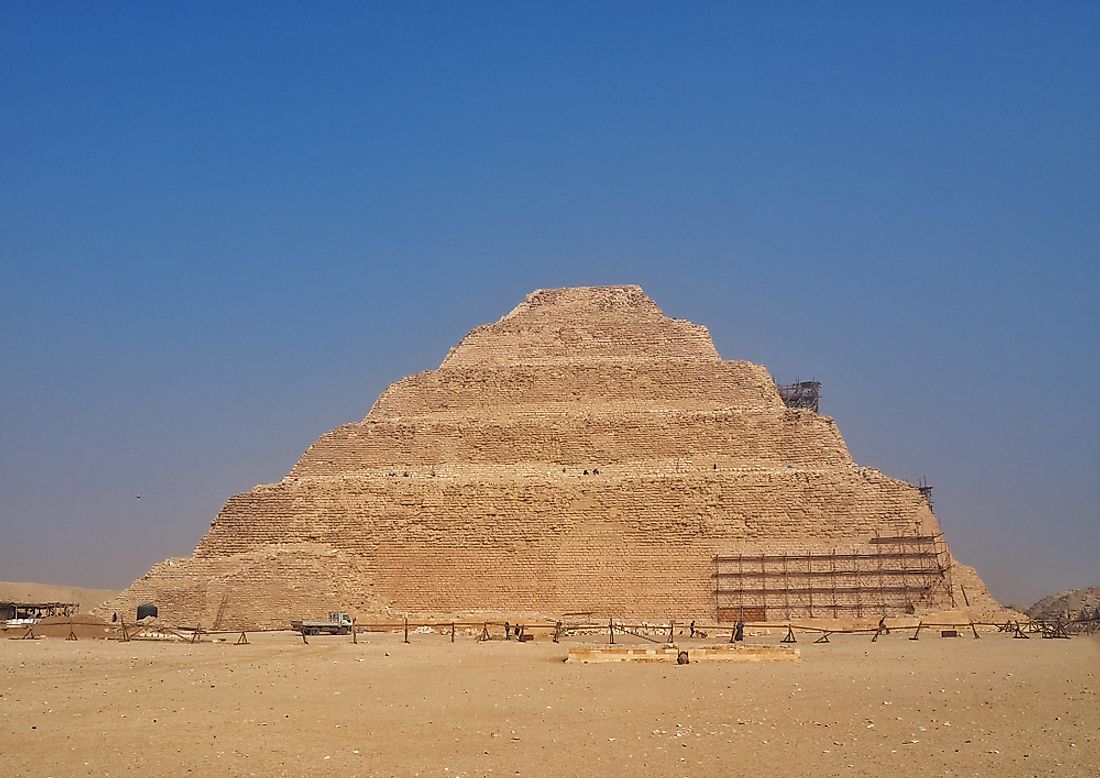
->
(2, 4, 1097, 607)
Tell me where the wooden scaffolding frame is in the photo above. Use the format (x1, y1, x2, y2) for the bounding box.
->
(713, 532, 953, 622)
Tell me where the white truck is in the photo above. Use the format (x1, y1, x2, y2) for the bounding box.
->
(290, 611, 353, 636)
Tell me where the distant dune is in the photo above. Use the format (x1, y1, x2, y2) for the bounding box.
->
(0, 581, 117, 610)
(1027, 585, 1100, 621)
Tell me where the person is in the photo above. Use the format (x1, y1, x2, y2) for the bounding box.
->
(504, 621, 512, 640)
(111, 612, 118, 623)
(689, 620, 696, 638)
(734, 620, 744, 642)
(878, 616, 890, 635)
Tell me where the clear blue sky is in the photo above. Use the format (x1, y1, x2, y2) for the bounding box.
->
(1, 3, 1097, 606)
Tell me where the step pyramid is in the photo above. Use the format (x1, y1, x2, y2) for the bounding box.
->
(103, 286, 998, 628)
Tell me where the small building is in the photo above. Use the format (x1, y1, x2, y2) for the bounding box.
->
(0, 602, 80, 623)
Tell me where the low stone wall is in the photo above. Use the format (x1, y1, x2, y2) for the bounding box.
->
(566, 644, 800, 664)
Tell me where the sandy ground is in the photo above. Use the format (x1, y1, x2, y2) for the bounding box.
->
(1, 628, 1096, 777)
(0, 581, 116, 610)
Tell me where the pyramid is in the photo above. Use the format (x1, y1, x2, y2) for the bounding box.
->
(102, 286, 998, 628)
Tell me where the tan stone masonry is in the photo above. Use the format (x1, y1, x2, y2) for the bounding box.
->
(101, 285, 998, 628)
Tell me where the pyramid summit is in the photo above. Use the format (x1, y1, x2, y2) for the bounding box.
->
(439, 285, 721, 367)
(103, 285, 998, 627)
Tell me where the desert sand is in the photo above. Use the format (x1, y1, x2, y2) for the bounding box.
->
(0, 581, 116, 610)
(1, 628, 1095, 777)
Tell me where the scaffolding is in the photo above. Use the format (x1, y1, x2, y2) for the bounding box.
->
(777, 380, 821, 413)
(917, 476, 934, 508)
(713, 532, 954, 622)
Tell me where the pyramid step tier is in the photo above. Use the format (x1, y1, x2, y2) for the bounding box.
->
(293, 408, 850, 475)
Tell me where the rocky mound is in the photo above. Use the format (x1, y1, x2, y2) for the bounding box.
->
(1027, 586, 1100, 621)
(19, 613, 113, 639)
